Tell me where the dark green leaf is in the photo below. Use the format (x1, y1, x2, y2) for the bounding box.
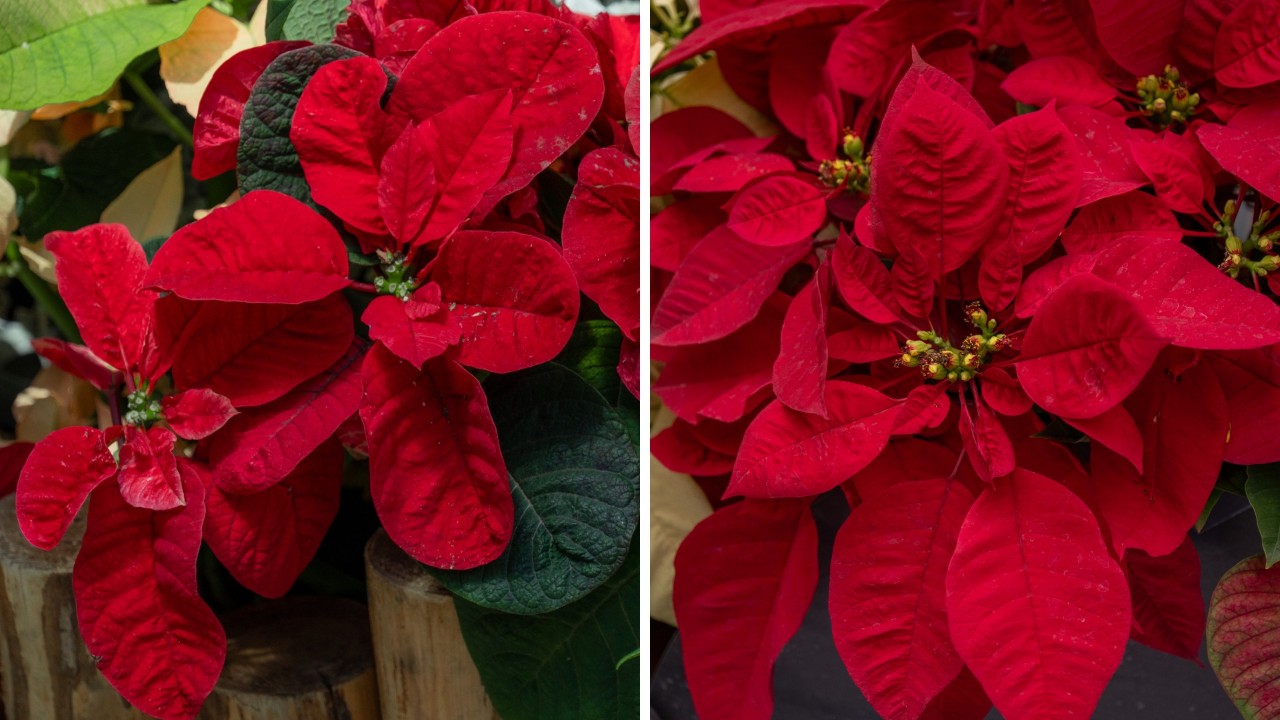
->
(1246, 464, 1280, 567)
(140, 235, 169, 263)
(266, 0, 349, 43)
(17, 128, 177, 240)
(617, 388, 639, 449)
(555, 320, 624, 400)
(236, 44, 361, 202)
(433, 364, 639, 614)
(553, 320, 638, 445)
(230, 0, 259, 22)
(455, 540, 640, 720)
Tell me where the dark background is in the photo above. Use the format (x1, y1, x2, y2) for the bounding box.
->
(651, 490, 1256, 720)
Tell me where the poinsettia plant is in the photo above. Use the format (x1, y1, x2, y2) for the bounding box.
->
(652, 0, 1280, 718)
(4, 0, 639, 718)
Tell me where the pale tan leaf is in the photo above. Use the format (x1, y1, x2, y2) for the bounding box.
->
(650, 403, 713, 626)
(0, 110, 31, 144)
(160, 7, 255, 116)
(0, 176, 15, 236)
(650, 30, 666, 70)
(17, 239, 56, 284)
(656, 56, 779, 136)
(101, 147, 184, 241)
(249, 0, 269, 45)
(13, 367, 99, 443)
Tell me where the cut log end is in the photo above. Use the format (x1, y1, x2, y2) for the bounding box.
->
(200, 596, 380, 719)
(364, 530, 451, 601)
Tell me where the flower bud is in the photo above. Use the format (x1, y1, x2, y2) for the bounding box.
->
(965, 303, 988, 328)
(842, 133, 864, 159)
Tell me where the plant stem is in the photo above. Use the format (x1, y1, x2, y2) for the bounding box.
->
(5, 242, 80, 342)
(122, 70, 194, 149)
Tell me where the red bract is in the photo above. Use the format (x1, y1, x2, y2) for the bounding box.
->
(673, 499, 819, 720)
(16, 225, 233, 719)
(563, 147, 641, 344)
(203, 440, 343, 598)
(657, 10, 1280, 716)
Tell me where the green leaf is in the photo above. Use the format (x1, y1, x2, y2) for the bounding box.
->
(617, 388, 639, 449)
(265, 0, 349, 43)
(554, 320, 639, 446)
(432, 364, 639, 614)
(1246, 463, 1280, 567)
(455, 540, 640, 720)
(555, 320, 624, 400)
(236, 43, 360, 202)
(0, 0, 209, 110)
(14, 128, 177, 240)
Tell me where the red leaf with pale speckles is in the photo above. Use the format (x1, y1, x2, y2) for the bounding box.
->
(360, 345, 513, 569)
(947, 470, 1130, 720)
(674, 499, 819, 720)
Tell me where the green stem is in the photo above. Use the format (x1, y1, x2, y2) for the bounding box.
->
(615, 648, 640, 671)
(122, 71, 193, 149)
(5, 242, 80, 342)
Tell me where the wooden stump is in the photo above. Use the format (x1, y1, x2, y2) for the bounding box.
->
(199, 597, 380, 719)
(0, 495, 147, 720)
(364, 530, 498, 720)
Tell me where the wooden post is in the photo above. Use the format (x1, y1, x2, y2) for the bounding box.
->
(0, 495, 147, 720)
(364, 530, 498, 720)
(199, 596, 380, 719)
